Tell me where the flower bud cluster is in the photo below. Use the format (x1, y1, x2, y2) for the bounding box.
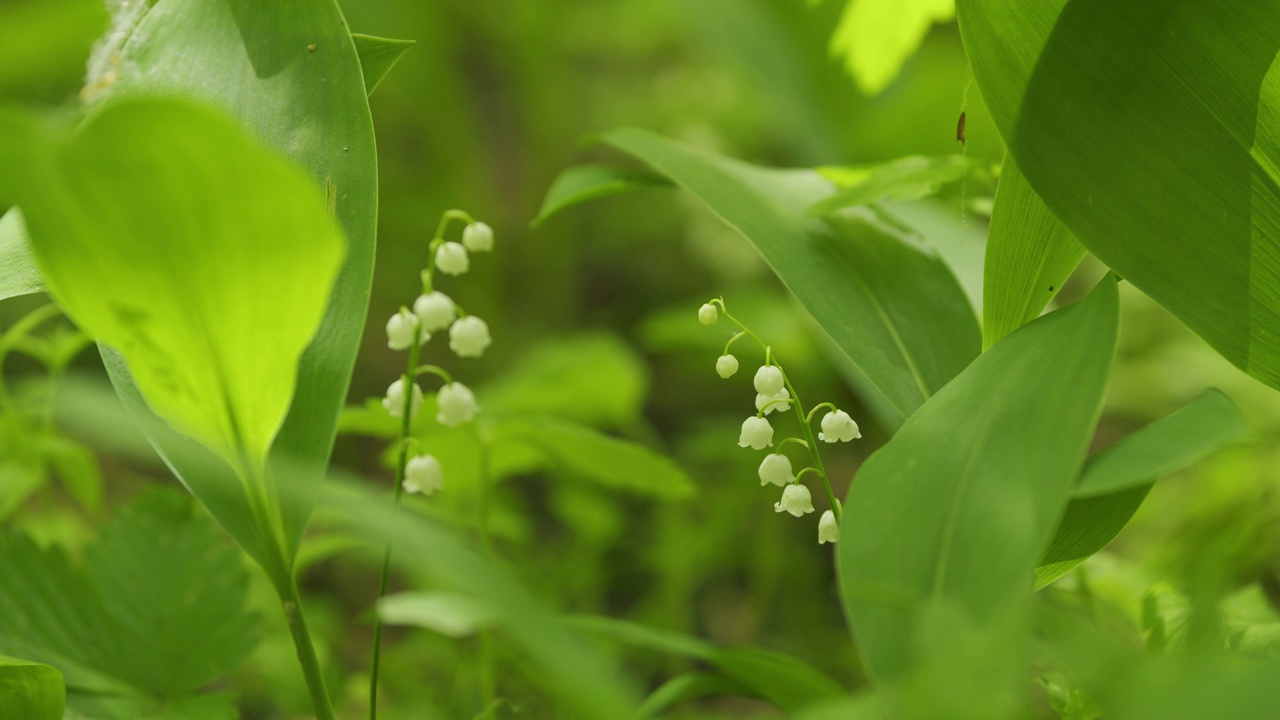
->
(700, 297, 862, 545)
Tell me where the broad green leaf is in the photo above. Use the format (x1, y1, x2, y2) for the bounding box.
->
(377, 591, 496, 638)
(596, 127, 980, 418)
(351, 33, 414, 96)
(106, 0, 380, 565)
(532, 164, 670, 227)
(957, 0, 1280, 389)
(570, 615, 844, 714)
(809, 155, 972, 216)
(1035, 389, 1249, 587)
(840, 276, 1118, 680)
(829, 0, 955, 96)
(2, 97, 343, 481)
(0, 209, 42, 301)
(0, 488, 256, 716)
(982, 159, 1085, 349)
(0, 656, 63, 720)
(636, 672, 752, 717)
(492, 417, 694, 499)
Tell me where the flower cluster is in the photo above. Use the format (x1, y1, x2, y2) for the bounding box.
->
(700, 298, 861, 544)
(381, 212, 496, 497)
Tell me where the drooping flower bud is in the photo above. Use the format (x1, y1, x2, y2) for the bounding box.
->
(698, 303, 718, 326)
(715, 354, 739, 379)
(755, 387, 791, 415)
(738, 416, 774, 450)
(774, 483, 815, 517)
(758, 453, 794, 487)
(754, 365, 784, 397)
(404, 454, 444, 495)
(435, 241, 470, 275)
(413, 291, 457, 332)
(818, 409, 861, 443)
(462, 221, 494, 252)
(449, 316, 491, 358)
(383, 378, 424, 420)
(818, 509, 839, 544)
(436, 382, 479, 426)
(385, 309, 426, 351)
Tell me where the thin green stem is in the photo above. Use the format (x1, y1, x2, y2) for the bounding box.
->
(806, 402, 839, 425)
(0, 304, 63, 413)
(776, 437, 809, 452)
(780, 369, 841, 523)
(283, 579, 336, 720)
(795, 466, 825, 483)
(412, 364, 454, 384)
(476, 425, 496, 709)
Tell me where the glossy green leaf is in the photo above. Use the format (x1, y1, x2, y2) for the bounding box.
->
(106, 0, 380, 565)
(0, 656, 63, 720)
(829, 0, 955, 96)
(1035, 389, 1249, 587)
(0, 488, 255, 716)
(532, 163, 670, 227)
(957, 0, 1280, 389)
(3, 98, 343, 480)
(982, 159, 1085, 349)
(0, 209, 42, 301)
(596, 127, 980, 418)
(840, 276, 1118, 680)
(493, 417, 694, 499)
(570, 615, 844, 714)
(636, 672, 752, 717)
(351, 33, 414, 96)
(810, 155, 972, 216)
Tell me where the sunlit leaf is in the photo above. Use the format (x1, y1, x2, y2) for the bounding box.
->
(532, 164, 670, 227)
(810, 155, 972, 216)
(829, 0, 955, 96)
(0, 656, 63, 720)
(0, 209, 42, 301)
(377, 591, 496, 638)
(840, 276, 1118, 680)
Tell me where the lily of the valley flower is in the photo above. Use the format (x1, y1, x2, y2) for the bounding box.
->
(738, 415, 774, 449)
(698, 303, 718, 326)
(449, 316, 491, 358)
(385, 309, 425, 351)
(774, 483, 815, 517)
(758, 453, 794, 487)
(755, 387, 791, 415)
(436, 382, 479, 426)
(435, 241, 470, 275)
(413, 291, 457, 332)
(404, 454, 444, 495)
(462, 221, 494, 252)
(818, 509, 839, 544)
(383, 378, 424, 421)
(754, 365, 784, 397)
(818, 409, 861, 443)
(716, 354, 739, 379)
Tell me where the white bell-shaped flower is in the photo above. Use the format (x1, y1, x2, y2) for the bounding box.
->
(754, 365, 784, 397)
(385, 309, 426, 351)
(818, 509, 839, 544)
(435, 241, 470, 275)
(818, 409, 862, 443)
(404, 454, 444, 495)
(436, 382, 480, 426)
(715, 354, 739, 379)
(449, 316, 491, 358)
(738, 416, 774, 450)
(413, 291, 457, 332)
(462, 221, 494, 252)
(758, 453, 794, 487)
(755, 387, 791, 415)
(774, 483, 815, 517)
(383, 378, 423, 420)
(698, 303, 718, 326)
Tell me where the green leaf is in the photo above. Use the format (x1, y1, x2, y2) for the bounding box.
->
(351, 33, 414, 96)
(38, 435, 103, 513)
(957, 0, 1280, 389)
(839, 275, 1118, 681)
(636, 672, 753, 717)
(809, 155, 972, 216)
(570, 615, 844, 714)
(492, 417, 694, 499)
(0, 209, 42, 301)
(377, 591, 497, 638)
(0, 656, 63, 720)
(1035, 389, 1249, 587)
(0, 488, 256, 716)
(981, 159, 1085, 350)
(829, 0, 955, 96)
(531, 163, 670, 227)
(596, 127, 980, 418)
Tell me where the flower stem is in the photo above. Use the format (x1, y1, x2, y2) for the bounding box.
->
(476, 427, 496, 709)
(781, 370, 841, 523)
(283, 579, 336, 720)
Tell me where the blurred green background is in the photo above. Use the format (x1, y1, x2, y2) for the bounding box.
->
(4, 1, 1280, 718)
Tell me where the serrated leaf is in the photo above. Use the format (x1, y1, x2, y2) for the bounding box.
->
(351, 33, 414, 96)
(531, 164, 670, 227)
(840, 276, 1117, 680)
(809, 155, 972, 215)
(829, 0, 955, 96)
(0, 209, 42, 301)
(0, 656, 63, 720)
